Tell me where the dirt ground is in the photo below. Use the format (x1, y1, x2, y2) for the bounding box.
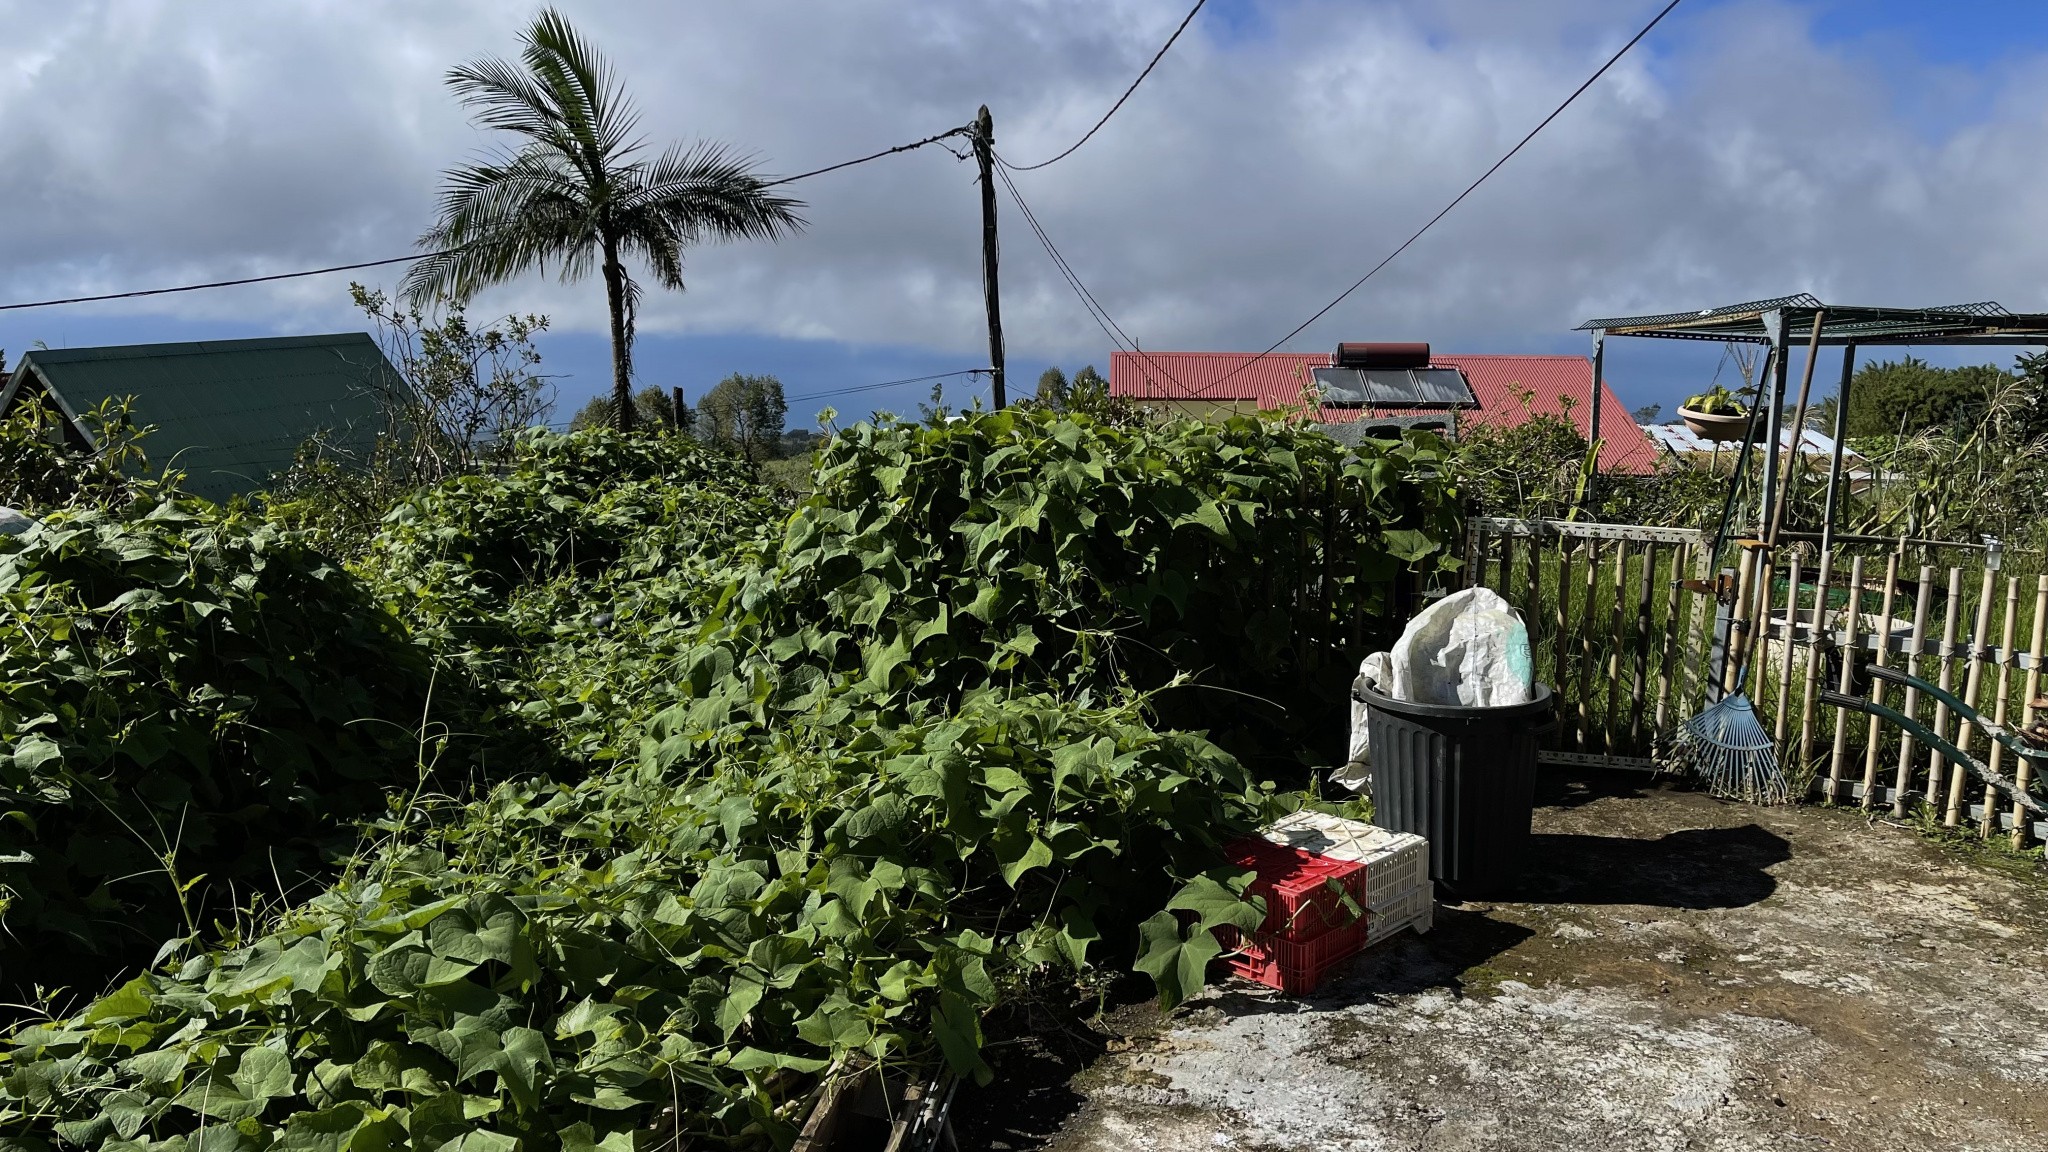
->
(1018, 773, 2048, 1152)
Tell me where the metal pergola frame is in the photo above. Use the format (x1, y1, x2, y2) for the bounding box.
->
(1575, 293, 2048, 561)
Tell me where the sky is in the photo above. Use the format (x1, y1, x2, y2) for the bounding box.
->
(4, 0, 2048, 429)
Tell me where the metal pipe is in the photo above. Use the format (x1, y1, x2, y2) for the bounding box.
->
(1756, 310, 1790, 533)
(1818, 343, 1857, 562)
(1586, 328, 1605, 509)
(1767, 311, 1827, 544)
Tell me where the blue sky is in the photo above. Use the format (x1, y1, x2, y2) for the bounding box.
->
(5, 0, 2048, 429)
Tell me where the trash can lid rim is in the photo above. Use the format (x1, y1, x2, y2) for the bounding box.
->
(1355, 680, 1553, 719)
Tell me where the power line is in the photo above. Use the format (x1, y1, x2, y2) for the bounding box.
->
(760, 125, 973, 188)
(0, 252, 451, 313)
(1204, 0, 1686, 395)
(0, 129, 977, 314)
(786, 368, 989, 405)
(998, 0, 1207, 172)
(993, 163, 1197, 400)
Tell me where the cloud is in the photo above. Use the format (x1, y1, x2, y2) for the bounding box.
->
(2, 0, 2046, 365)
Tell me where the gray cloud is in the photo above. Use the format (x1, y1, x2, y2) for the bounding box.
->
(2, 0, 2045, 363)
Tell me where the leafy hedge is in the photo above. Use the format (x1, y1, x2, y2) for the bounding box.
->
(0, 693, 1272, 1150)
(0, 415, 1451, 1150)
(0, 503, 471, 997)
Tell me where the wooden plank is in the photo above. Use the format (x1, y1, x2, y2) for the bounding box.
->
(1860, 553, 1901, 809)
(1797, 551, 1835, 776)
(1749, 554, 1777, 705)
(1685, 544, 1715, 714)
(1978, 577, 2021, 837)
(1629, 540, 1656, 751)
(1577, 538, 1603, 752)
(1471, 517, 1704, 546)
(1891, 565, 1935, 818)
(2013, 575, 2048, 849)
(1554, 540, 1574, 730)
(1773, 555, 1803, 761)
(1572, 541, 1605, 754)
(1826, 555, 1867, 803)
(1808, 778, 2048, 841)
(1654, 541, 1689, 732)
(1540, 749, 1659, 772)
(1944, 568, 1996, 827)
(1723, 545, 1760, 696)
(1928, 566, 1964, 808)
(1604, 541, 1628, 755)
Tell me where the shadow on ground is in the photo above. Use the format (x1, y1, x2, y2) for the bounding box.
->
(1510, 823, 1789, 908)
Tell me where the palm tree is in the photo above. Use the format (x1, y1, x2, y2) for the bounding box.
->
(404, 8, 805, 432)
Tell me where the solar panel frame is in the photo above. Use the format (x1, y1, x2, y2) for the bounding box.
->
(1311, 365, 1476, 408)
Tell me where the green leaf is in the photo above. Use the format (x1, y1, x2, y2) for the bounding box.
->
(998, 835, 1054, 888)
(1132, 911, 1223, 1011)
(843, 794, 909, 841)
(716, 971, 765, 1040)
(930, 992, 991, 1085)
(230, 1046, 296, 1102)
(84, 975, 156, 1024)
(1165, 872, 1265, 933)
(9, 736, 62, 774)
(730, 1046, 832, 1073)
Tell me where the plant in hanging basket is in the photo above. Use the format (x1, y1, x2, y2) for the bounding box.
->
(1678, 385, 1750, 441)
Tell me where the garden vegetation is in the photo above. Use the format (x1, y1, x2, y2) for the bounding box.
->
(0, 408, 1458, 1150)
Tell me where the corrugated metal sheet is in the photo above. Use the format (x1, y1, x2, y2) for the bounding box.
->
(1109, 350, 1662, 475)
(1642, 422, 1847, 458)
(2, 333, 401, 500)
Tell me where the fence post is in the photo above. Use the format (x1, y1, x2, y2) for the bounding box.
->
(1774, 555, 1803, 761)
(1944, 568, 1995, 827)
(1928, 567, 1964, 808)
(1860, 554, 1900, 809)
(1979, 577, 2021, 837)
(1826, 555, 1866, 802)
(1891, 565, 1935, 818)
(2013, 576, 2048, 848)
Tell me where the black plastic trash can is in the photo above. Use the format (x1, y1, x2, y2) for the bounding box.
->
(1359, 681, 1553, 897)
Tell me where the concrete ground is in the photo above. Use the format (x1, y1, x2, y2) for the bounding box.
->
(1041, 774, 2048, 1152)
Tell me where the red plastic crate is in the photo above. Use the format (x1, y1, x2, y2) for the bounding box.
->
(1215, 918, 1367, 995)
(1223, 836, 1369, 941)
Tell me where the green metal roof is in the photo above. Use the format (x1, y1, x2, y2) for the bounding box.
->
(0, 333, 403, 500)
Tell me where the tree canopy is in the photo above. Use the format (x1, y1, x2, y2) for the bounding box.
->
(698, 373, 788, 464)
(402, 8, 804, 432)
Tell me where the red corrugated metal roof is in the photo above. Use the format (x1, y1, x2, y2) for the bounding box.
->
(1109, 350, 1660, 475)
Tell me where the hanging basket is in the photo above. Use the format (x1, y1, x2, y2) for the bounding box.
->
(1678, 406, 1750, 442)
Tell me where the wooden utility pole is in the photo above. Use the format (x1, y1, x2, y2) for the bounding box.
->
(971, 105, 1007, 408)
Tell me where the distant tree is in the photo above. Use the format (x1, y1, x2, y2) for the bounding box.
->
(1022, 363, 1143, 426)
(569, 386, 690, 433)
(1036, 366, 1069, 407)
(1842, 356, 2011, 438)
(351, 284, 553, 477)
(699, 373, 787, 464)
(403, 8, 804, 433)
(1631, 403, 1662, 424)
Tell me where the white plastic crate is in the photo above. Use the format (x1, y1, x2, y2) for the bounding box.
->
(1260, 811, 1431, 914)
(1363, 882, 1433, 942)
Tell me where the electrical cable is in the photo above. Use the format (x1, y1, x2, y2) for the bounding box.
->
(993, 162, 1198, 400)
(0, 128, 976, 314)
(0, 252, 452, 313)
(760, 125, 974, 188)
(1203, 0, 1685, 395)
(785, 368, 989, 405)
(998, 0, 1207, 172)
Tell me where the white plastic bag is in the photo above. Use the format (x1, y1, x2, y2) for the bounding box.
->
(1387, 587, 1532, 707)
(0, 507, 34, 537)
(1337, 589, 1533, 793)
